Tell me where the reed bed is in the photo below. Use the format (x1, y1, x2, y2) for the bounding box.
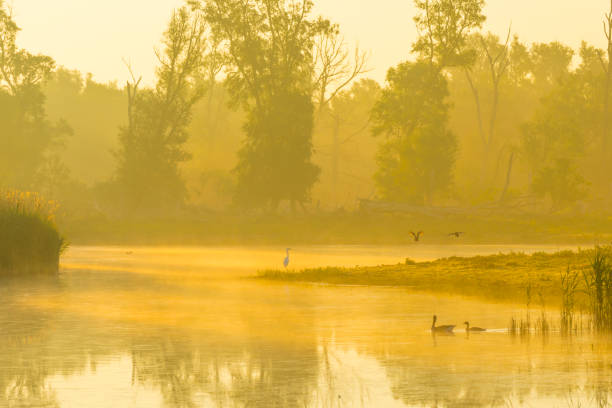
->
(0, 190, 66, 275)
(583, 246, 612, 332)
(510, 247, 612, 337)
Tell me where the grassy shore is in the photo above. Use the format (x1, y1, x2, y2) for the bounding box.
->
(258, 249, 599, 305)
(0, 191, 66, 275)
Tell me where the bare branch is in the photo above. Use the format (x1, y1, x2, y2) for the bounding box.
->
(313, 29, 370, 111)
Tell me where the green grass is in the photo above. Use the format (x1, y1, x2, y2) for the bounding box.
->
(258, 249, 597, 305)
(0, 191, 66, 275)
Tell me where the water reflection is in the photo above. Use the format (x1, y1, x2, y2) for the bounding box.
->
(0, 246, 610, 407)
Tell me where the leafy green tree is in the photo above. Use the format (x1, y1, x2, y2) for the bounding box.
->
(412, 0, 486, 68)
(520, 43, 605, 206)
(529, 42, 574, 90)
(0, 3, 69, 189)
(371, 62, 456, 204)
(196, 0, 328, 210)
(371, 0, 483, 205)
(107, 7, 211, 215)
(531, 159, 588, 210)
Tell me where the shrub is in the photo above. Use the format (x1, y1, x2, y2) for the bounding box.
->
(0, 190, 66, 275)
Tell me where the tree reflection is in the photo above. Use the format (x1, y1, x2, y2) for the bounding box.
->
(2, 269, 612, 408)
(129, 334, 319, 407)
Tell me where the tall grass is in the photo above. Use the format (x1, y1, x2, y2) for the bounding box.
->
(509, 278, 552, 337)
(0, 190, 66, 275)
(582, 246, 612, 332)
(560, 266, 580, 335)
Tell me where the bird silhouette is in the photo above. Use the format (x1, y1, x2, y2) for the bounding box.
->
(283, 248, 291, 268)
(464, 321, 486, 332)
(410, 231, 424, 242)
(431, 315, 455, 333)
(448, 232, 465, 238)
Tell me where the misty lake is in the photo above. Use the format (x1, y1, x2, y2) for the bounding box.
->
(1, 245, 611, 407)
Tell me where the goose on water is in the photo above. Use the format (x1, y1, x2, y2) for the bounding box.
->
(431, 315, 455, 333)
(464, 321, 486, 332)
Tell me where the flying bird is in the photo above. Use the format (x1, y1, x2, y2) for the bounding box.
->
(410, 231, 424, 242)
(283, 248, 291, 268)
(448, 232, 465, 238)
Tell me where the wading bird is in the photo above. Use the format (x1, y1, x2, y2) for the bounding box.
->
(464, 321, 486, 332)
(431, 315, 455, 333)
(410, 231, 424, 242)
(283, 248, 291, 268)
(448, 232, 464, 238)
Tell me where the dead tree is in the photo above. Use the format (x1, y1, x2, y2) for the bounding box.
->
(601, 2, 612, 163)
(463, 27, 512, 152)
(313, 28, 369, 206)
(313, 28, 369, 113)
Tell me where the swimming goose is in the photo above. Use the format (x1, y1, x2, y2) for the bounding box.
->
(431, 315, 455, 332)
(464, 321, 486, 332)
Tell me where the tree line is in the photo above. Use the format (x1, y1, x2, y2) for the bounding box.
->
(1, 0, 612, 217)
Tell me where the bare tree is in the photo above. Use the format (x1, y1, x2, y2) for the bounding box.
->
(463, 27, 512, 151)
(313, 27, 369, 112)
(482, 27, 512, 149)
(601, 1, 612, 161)
(121, 59, 142, 137)
(312, 27, 370, 207)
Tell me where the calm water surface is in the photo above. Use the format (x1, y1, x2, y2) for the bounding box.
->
(1, 245, 610, 407)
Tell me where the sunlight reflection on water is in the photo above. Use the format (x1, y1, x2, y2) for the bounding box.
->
(0, 245, 609, 407)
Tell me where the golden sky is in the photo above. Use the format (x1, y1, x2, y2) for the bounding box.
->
(11, 0, 610, 85)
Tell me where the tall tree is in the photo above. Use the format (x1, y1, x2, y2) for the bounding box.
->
(463, 30, 512, 151)
(372, 62, 456, 204)
(317, 79, 380, 206)
(311, 23, 369, 207)
(601, 1, 612, 191)
(0, 2, 69, 189)
(371, 0, 484, 205)
(412, 0, 486, 69)
(313, 24, 369, 113)
(519, 44, 601, 209)
(196, 0, 328, 210)
(109, 7, 211, 215)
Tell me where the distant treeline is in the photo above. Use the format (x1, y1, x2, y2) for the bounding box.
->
(1, 0, 612, 222)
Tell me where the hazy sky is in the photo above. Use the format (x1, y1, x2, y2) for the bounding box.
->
(11, 0, 610, 85)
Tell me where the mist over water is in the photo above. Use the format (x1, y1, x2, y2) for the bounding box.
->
(0, 246, 609, 407)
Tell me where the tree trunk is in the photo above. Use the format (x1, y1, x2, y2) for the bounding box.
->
(499, 151, 515, 203)
(603, 1, 612, 186)
(488, 83, 500, 148)
(464, 68, 486, 148)
(331, 115, 340, 207)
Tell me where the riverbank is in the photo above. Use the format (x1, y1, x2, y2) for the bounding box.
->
(258, 249, 597, 305)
